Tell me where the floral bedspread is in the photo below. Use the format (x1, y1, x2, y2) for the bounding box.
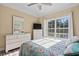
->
(19, 39, 67, 56)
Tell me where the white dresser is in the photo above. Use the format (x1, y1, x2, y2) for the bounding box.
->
(5, 33, 31, 53)
(33, 29, 43, 40)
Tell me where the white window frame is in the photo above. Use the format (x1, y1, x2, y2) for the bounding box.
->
(44, 13, 73, 38)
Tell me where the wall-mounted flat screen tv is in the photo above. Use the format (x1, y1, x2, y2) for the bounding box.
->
(33, 23, 41, 29)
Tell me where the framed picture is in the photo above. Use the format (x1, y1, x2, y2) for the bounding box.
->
(12, 16, 24, 34)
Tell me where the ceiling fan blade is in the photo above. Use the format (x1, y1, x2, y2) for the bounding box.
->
(42, 3, 52, 6)
(27, 3, 38, 6)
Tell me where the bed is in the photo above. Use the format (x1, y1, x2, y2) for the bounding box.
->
(19, 38, 68, 56)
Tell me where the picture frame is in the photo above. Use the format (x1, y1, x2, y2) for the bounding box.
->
(12, 16, 24, 34)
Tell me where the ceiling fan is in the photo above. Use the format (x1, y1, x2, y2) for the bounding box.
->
(27, 3, 53, 10)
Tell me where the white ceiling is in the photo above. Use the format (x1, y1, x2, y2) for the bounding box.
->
(0, 3, 79, 17)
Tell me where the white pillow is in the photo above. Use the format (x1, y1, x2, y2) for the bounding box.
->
(71, 36, 79, 42)
(65, 36, 79, 46)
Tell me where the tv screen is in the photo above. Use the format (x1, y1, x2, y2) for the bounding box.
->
(33, 23, 41, 29)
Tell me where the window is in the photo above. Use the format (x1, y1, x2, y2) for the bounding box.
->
(46, 15, 73, 38)
(55, 16, 68, 38)
(48, 20, 55, 37)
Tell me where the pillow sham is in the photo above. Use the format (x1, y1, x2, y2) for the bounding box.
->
(65, 36, 79, 46)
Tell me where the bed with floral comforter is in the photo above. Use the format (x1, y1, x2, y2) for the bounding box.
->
(19, 38, 67, 56)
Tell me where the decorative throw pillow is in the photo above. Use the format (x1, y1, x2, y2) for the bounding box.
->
(64, 42, 79, 54)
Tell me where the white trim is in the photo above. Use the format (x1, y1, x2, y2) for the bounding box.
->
(43, 19, 48, 37)
(68, 12, 73, 38)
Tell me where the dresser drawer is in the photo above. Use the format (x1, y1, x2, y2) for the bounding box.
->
(6, 42, 21, 50)
(6, 39, 21, 44)
(21, 36, 31, 44)
(33, 30, 42, 32)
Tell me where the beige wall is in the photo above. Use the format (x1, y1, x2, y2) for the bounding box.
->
(0, 5, 79, 49)
(42, 5, 79, 37)
(0, 5, 40, 49)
